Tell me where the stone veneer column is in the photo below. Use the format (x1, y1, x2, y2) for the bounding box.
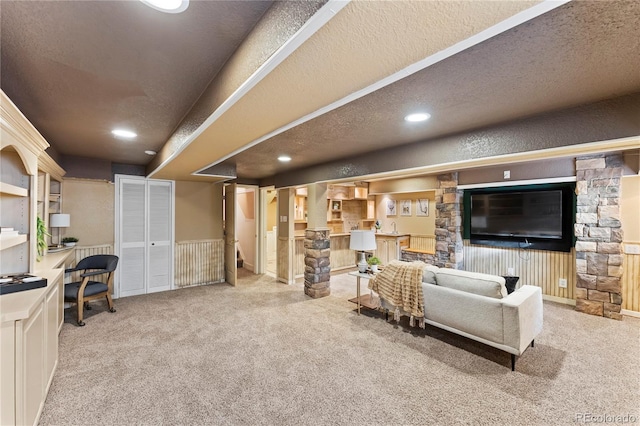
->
(434, 173, 464, 269)
(575, 154, 624, 320)
(304, 229, 331, 298)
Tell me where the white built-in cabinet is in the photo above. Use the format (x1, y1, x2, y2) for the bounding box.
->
(1, 89, 63, 426)
(115, 176, 174, 298)
(374, 234, 410, 265)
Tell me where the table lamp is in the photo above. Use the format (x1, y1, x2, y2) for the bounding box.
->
(350, 230, 377, 273)
(50, 213, 70, 247)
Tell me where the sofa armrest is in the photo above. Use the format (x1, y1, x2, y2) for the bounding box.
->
(502, 285, 543, 355)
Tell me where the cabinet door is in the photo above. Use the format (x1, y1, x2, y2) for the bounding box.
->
(1, 322, 16, 425)
(147, 181, 172, 293)
(45, 283, 59, 390)
(375, 237, 388, 265)
(19, 301, 45, 426)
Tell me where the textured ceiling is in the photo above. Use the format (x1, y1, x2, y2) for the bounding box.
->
(2, 0, 638, 183)
(0, 0, 273, 165)
(152, 0, 542, 180)
(219, 0, 640, 180)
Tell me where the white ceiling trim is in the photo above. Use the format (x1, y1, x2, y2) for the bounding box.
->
(458, 176, 577, 190)
(148, 0, 351, 178)
(193, 0, 571, 176)
(334, 135, 640, 185)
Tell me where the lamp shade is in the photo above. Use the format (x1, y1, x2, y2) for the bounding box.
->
(50, 213, 70, 228)
(349, 230, 377, 251)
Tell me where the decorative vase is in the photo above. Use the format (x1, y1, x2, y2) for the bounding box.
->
(370, 264, 379, 273)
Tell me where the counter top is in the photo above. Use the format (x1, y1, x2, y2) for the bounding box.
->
(34, 247, 75, 273)
(1, 248, 73, 322)
(0, 268, 63, 322)
(375, 233, 410, 237)
(294, 233, 353, 238)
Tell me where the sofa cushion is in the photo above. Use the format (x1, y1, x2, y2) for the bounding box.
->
(422, 264, 439, 284)
(435, 269, 507, 299)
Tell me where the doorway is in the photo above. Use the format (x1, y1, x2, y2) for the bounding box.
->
(263, 187, 278, 276)
(235, 185, 259, 274)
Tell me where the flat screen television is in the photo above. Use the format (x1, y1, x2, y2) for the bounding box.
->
(464, 184, 575, 252)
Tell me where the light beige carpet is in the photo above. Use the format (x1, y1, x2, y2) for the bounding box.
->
(40, 270, 640, 425)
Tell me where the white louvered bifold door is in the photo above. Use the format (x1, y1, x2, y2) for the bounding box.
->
(147, 180, 172, 293)
(116, 176, 174, 298)
(118, 178, 147, 298)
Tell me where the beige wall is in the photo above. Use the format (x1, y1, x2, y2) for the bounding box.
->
(375, 191, 436, 235)
(621, 175, 640, 242)
(62, 178, 114, 246)
(175, 181, 223, 241)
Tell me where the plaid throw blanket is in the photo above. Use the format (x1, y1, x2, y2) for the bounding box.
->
(368, 260, 425, 321)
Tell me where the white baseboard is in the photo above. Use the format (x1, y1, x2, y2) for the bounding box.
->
(622, 309, 640, 319)
(542, 296, 639, 318)
(542, 294, 576, 306)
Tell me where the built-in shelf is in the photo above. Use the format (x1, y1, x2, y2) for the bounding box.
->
(0, 234, 27, 250)
(0, 181, 28, 197)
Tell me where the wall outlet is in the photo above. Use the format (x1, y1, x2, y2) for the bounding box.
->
(503, 170, 511, 179)
(507, 267, 515, 276)
(559, 278, 567, 288)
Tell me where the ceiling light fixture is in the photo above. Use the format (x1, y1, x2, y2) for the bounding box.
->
(404, 112, 431, 122)
(140, 0, 189, 13)
(111, 129, 137, 139)
(145, 150, 157, 156)
(278, 155, 292, 162)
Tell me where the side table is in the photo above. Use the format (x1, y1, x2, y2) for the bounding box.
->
(347, 271, 379, 315)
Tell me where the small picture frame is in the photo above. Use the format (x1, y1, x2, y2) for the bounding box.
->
(400, 200, 411, 216)
(386, 199, 397, 216)
(417, 198, 429, 216)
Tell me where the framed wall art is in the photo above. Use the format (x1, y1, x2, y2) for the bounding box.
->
(417, 198, 429, 216)
(386, 199, 396, 216)
(400, 199, 411, 216)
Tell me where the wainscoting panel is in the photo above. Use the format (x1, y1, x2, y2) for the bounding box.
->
(622, 250, 640, 313)
(463, 241, 576, 299)
(409, 234, 436, 253)
(175, 239, 224, 288)
(294, 235, 355, 279)
(70, 244, 113, 282)
(294, 237, 304, 277)
(330, 234, 354, 272)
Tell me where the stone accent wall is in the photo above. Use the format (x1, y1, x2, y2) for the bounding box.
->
(401, 250, 435, 264)
(575, 154, 624, 320)
(434, 173, 464, 269)
(304, 228, 331, 298)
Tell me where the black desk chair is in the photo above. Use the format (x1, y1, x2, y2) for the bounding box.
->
(65, 255, 118, 326)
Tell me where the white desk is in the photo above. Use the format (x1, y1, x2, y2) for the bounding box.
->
(347, 271, 379, 315)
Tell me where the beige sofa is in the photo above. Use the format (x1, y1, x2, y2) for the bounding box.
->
(379, 264, 543, 370)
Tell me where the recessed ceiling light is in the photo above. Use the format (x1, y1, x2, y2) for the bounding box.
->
(112, 129, 137, 139)
(404, 113, 431, 122)
(145, 150, 157, 156)
(140, 0, 189, 13)
(278, 155, 292, 162)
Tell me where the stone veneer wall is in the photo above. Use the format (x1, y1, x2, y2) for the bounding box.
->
(575, 154, 624, 320)
(304, 228, 331, 298)
(401, 250, 435, 264)
(434, 173, 464, 269)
